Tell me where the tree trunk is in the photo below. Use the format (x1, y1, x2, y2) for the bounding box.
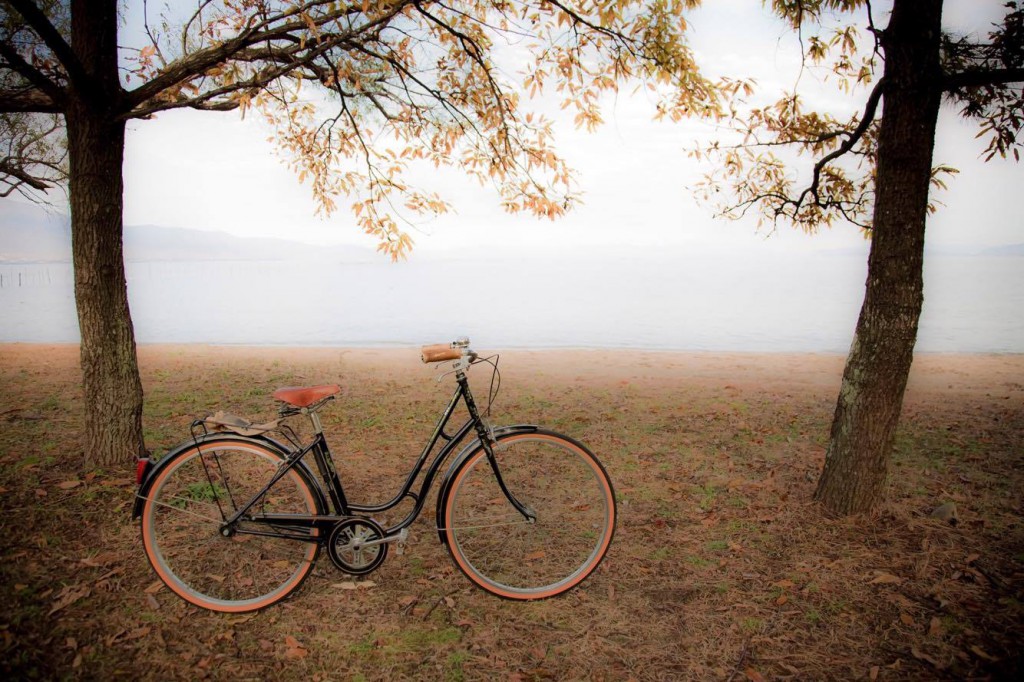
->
(813, 0, 944, 514)
(67, 0, 146, 466)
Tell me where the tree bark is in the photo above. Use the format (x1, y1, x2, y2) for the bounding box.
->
(67, 0, 146, 466)
(813, 0, 944, 514)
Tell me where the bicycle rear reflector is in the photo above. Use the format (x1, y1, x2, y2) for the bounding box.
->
(135, 457, 151, 486)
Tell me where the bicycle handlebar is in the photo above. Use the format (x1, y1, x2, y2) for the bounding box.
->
(421, 343, 463, 363)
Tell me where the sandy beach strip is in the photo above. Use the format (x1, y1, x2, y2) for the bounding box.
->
(2, 343, 1021, 402)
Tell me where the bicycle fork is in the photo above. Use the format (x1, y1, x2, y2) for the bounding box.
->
(458, 372, 537, 524)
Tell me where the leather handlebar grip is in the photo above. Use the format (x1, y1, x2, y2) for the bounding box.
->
(421, 344, 462, 363)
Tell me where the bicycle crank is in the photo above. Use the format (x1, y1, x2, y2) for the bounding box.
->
(326, 517, 403, 575)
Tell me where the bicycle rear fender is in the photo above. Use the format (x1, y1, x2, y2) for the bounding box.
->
(433, 424, 538, 544)
(131, 433, 325, 520)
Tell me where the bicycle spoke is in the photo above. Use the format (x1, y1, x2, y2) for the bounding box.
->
(443, 432, 614, 599)
(142, 440, 320, 612)
(144, 496, 225, 523)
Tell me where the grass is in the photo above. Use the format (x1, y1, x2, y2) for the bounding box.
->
(1, 345, 1022, 680)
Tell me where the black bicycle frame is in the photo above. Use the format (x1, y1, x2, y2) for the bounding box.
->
(220, 371, 530, 541)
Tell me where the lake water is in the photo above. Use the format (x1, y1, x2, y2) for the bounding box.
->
(1, 252, 1021, 352)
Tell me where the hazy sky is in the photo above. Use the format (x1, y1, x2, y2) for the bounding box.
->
(10, 1, 1023, 256)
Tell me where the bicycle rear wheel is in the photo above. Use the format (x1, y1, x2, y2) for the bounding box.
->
(140, 439, 321, 612)
(441, 430, 615, 599)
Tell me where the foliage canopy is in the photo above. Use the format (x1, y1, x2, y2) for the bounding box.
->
(0, 0, 727, 257)
(692, 0, 1023, 232)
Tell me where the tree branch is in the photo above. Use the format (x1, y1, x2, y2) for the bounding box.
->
(125, 1, 411, 112)
(798, 77, 885, 208)
(0, 39, 66, 106)
(0, 157, 52, 190)
(0, 87, 60, 113)
(5, 0, 89, 90)
(943, 67, 1024, 91)
(124, 23, 375, 119)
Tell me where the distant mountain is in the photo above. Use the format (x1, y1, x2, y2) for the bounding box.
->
(0, 201, 377, 263)
(0, 201, 72, 262)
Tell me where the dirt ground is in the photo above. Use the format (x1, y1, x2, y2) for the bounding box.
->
(1, 344, 1022, 680)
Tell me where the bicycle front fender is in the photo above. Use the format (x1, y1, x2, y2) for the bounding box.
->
(131, 433, 324, 520)
(433, 424, 539, 544)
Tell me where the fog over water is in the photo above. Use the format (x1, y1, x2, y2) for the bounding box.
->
(1, 250, 1020, 353)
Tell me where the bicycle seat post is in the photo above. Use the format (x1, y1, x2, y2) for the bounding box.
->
(303, 406, 324, 435)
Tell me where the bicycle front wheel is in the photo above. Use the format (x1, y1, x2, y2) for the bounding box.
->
(140, 438, 322, 612)
(441, 430, 615, 599)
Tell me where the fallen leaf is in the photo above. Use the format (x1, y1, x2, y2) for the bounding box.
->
(899, 612, 915, 626)
(928, 616, 943, 638)
(127, 626, 151, 640)
(970, 645, 998, 662)
(80, 552, 119, 567)
(524, 550, 546, 562)
(57, 480, 81, 490)
(145, 581, 164, 594)
(104, 628, 127, 646)
(285, 647, 308, 660)
(49, 585, 90, 615)
(773, 579, 795, 589)
(775, 594, 788, 606)
(868, 571, 903, 585)
(145, 593, 160, 610)
(332, 580, 376, 591)
(911, 646, 945, 669)
(444, 596, 455, 608)
(95, 567, 124, 583)
(282, 634, 309, 659)
(964, 553, 980, 565)
(869, 666, 879, 681)
(744, 667, 766, 682)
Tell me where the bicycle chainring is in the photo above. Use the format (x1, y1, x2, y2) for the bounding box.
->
(326, 517, 388, 575)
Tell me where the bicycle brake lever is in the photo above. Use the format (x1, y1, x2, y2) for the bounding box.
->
(434, 354, 473, 382)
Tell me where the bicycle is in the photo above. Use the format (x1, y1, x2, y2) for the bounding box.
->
(133, 338, 616, 613)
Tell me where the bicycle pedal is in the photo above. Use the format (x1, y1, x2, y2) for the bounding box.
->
(393, 528, 409, 555)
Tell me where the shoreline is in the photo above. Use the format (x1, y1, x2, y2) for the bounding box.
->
(3, 343, 1021, 400)
(2, 340, 1022, 356)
